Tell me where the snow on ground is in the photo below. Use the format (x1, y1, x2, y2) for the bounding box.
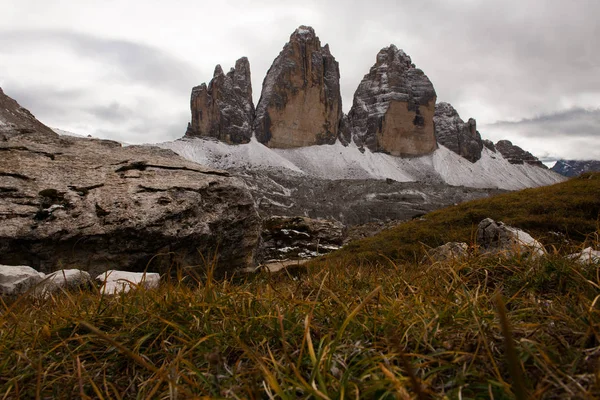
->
(52, 128, 88, 138)
(157, 137, 565, 190)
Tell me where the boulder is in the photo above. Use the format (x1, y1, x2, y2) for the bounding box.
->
(0, 88, 261, 278)
(495, 140, 546, 168)
(253, 26, 343, 148)
(434, 102, 483, 162)
(476, 218, 545, 257)
(37, 269, 92, 295)
(185, 57, 255, 144)
(96, 270, 160, 294)
(260, 216, 345, 262)
(425, 242, 469, 263)
(348, 45, 437, 156)
(0, 265, 45, 296)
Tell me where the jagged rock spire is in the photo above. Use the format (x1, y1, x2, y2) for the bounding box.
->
(253, 26, 343, 148)
(348, 45, 437, 156)
(186, 57, 255, 144)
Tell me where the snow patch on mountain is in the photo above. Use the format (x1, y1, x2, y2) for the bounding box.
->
(156, 138, 565, 190)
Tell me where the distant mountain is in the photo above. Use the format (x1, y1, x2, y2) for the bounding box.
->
(551, 159, 600, 177)
(169, 25, 565, 225)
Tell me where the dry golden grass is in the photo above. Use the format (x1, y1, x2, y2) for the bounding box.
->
(1, 174, 599, 399)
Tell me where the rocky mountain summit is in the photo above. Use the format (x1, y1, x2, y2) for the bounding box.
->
(0, 88, 261, 277)
(253, 26, 343, 147)
(348, 45, 437, 156)
(185, 57, 254, 144)
(551, 159, 600, 177)
(434, 102, 483, 162)
(183, 25, 551, 173)
(495, 140, 546, 168)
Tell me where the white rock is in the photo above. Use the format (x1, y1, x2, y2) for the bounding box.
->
(96, 270, 160, 294)
(568, 247, 600, 265)
(37, 269, 92, 295)
(0, 265, 45, 296)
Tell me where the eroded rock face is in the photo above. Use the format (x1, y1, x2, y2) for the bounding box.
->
(259, 216, 345, 262)
(185, 57, 254, 144)
(254, 26, 342, 148)
(495, 140, 546, 168)
(348, 45, 437, 156)
(434, 102, 483, 162)
(0, 89, 261, 277)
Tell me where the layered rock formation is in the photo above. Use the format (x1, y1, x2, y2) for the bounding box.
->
(551, 159, 600, 177)
(185, 57, 254, 144)
(434, 102, 483, 162)
(348, 45, 437, 156)
(253, 26, 342, 148)
(0, 88, 261, 277)
(0, 87, 56, 136)
(495, 140, 546, 168)
(259, 216, 345, 262)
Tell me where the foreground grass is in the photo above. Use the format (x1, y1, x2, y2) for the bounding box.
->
(1, 174, 599, 398)
(1, 251, 599, 399)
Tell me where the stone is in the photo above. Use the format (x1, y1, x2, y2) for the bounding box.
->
(425, 242, 469, 263)
(0, 88, 261, 278)
(96, 270, 160, 294)
(253, 26, 343, 148)
(348, 45, 437, 156)
(495, 140, 546, 168)
(0, 265, 44, 296)
(259, 216, 345, 262)
(551, 160, 600, 177)
(185, 57, 255, 144)
(434, 102, 483, 162)
(476, 218, 545, 257)
(37, 269, 92, 295)
(567, 247, 600, 264)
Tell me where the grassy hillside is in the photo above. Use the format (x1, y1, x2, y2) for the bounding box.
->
(1, 174, 599, 399)
(313, 172, 600, 267)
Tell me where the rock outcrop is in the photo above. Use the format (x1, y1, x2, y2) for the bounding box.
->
(0, 88, 261, 277)
(495, 140, 546, 168)
(259, 216, 345, 262)
(254, 26, 342, 148)
(482, 139, 497, 153)
(551, 160, 600, 177)
(185, 58, 255, 144)
(0, 87, 56, 137)
(434, 102, 483, 162)
(348, 45, 437, 156)
(476, 218, 545, 257)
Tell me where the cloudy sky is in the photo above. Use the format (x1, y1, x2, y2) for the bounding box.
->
(1, 0, 598, 161)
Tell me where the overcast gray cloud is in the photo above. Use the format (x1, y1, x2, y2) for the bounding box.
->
(490, 108, 600, 138)
(0, 0, 598, 159)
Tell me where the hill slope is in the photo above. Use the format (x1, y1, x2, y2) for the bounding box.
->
(315, 172, 600, 266)
(158, 137, 564, 190)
